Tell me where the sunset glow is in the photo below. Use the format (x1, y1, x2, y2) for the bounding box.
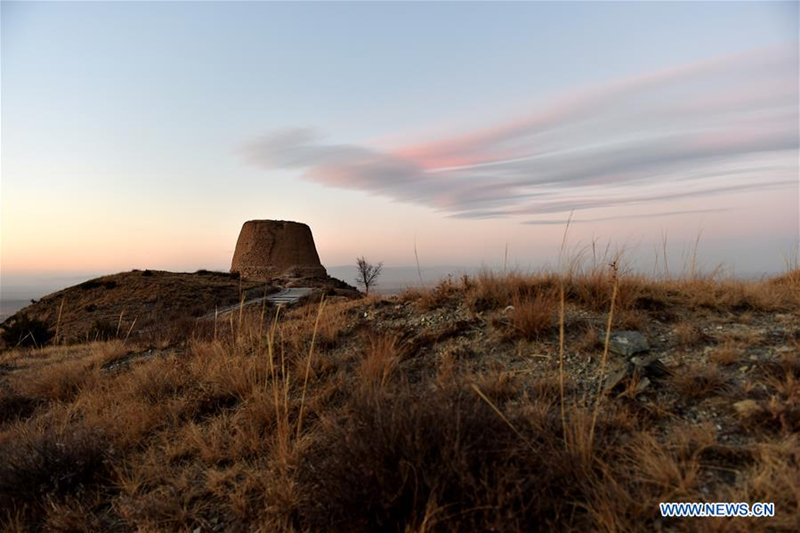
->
(2, 1, 798, 292)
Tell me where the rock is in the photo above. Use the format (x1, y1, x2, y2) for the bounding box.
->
(604, 367, 628, 393)
(634, 377, 651, 394)
(606, 331, 649, 356)
(604, 367, 652, 396)
(629, 354, 670, 379)
(230, 220, 327, 280)
(733, 399, 761, 419)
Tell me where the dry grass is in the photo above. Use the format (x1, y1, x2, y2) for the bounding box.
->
(709, 339, 744, 366)
(671, 362, 731, 400)
(674, 320, 706, 349)
(1, 270, 271, 345)
(0, 269, 798, 531)
(359, 332, 404, 389)
(507, 288, 557, 340)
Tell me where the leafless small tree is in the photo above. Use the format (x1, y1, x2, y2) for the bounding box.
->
(355, 256, 383, 296)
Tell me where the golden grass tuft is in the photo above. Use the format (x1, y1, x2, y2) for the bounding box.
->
(359, 332, 403, 389)
(671, 361, 729, 399)
(508, 288, 557, 340)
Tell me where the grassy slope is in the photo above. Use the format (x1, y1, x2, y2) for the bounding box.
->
(1, 270, 273, 345)
(0, 269, 798, 531)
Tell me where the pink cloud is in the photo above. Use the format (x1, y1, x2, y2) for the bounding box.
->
(389, 44, 797, 172)
(242, 43, 798, 221)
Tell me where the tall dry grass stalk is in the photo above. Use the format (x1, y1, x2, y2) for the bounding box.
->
(258, 297, 268, 337)
(262, 304, 293, 466)
(237, 292, 246, 341)
(115, 310, 125, 338)
(690, 230, 701, 277)
(558, 210, 574, 273)
(296, 296, 326, 438)
(470, 383, 536, 453)
(266, 305, 281, 393)
(54, 298, 65, 345)
(123, 317, 137, 344)
(213, 306, 218, 342)
(557, 211, 573, 445)
(558, 284, 567, 443)
(588, 261, 619, 447)
(414, 235, 424, 286)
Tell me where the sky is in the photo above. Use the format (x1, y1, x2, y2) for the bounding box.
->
(1, 1, 798, 295)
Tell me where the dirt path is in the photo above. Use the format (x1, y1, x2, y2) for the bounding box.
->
(205, 287, 314, 319)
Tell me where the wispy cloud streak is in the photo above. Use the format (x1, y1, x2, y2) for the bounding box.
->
(522, 208, 735, 226)
(241, 44, 798, 220)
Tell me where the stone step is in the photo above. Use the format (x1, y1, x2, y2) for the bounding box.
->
(199, 287, 314, 320)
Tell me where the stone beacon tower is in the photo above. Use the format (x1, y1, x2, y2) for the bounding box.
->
(230, 220, 327, 280)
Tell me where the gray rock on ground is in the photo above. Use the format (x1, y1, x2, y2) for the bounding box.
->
(629, 354, 670, 378)
(606, 330, 650, 356)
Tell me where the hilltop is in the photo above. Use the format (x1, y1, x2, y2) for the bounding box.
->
(1, 269, 359, 347)
(0, 269, 798, 531)
(0, 270, 271, 346)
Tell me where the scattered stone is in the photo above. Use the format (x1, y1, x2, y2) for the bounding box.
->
(606, 331, 650, 356)
(604, 367, 628, 393)
(629, 354, 670, 379)
(605, 351, 670, 396)
(634, 377, 651, 394)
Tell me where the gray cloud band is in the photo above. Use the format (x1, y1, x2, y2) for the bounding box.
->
(241, 44, 798, 221)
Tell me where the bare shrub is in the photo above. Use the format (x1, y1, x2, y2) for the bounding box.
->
(355, 257, 383, 296)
